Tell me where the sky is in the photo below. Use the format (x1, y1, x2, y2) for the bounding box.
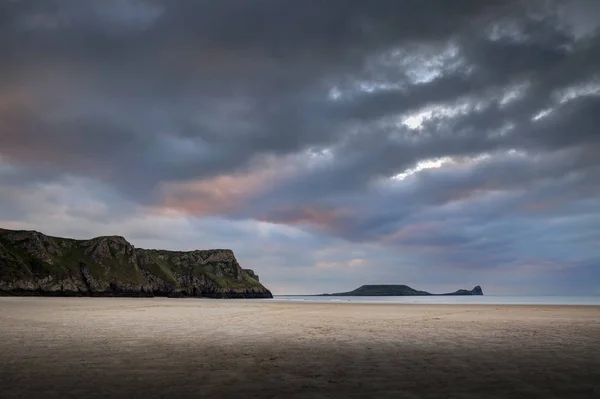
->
(0, 0, 599, 295)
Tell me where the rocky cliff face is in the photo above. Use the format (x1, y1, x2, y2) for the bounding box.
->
(0, 228, 272, 298)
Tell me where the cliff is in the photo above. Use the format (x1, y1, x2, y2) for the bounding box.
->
(320, 284, 483, 296)
(0, 228, 272, 298)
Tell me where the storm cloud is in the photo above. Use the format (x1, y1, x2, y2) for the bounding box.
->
(1, 0, 599, 294)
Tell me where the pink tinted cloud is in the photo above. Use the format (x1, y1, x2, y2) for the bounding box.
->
(159, 155, 297, 216)
(258, 204, 355, 234)
(161, 174, 267, 215)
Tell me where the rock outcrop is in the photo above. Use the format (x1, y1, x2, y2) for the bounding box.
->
(0, 228, 272, 298)
(320, 284, 483, 296)
(441, 285, 483, 296)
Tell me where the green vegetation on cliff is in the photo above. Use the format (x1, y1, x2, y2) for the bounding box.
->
(0, 228, 272, 298)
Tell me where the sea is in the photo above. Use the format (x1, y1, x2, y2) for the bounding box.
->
(265, 295, 600, 305)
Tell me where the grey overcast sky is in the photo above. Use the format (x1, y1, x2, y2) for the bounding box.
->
(1, 0, 599, 295)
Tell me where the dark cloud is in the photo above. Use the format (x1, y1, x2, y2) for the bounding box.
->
(1, 0, 599, 293)
(0, 0, 526, 183)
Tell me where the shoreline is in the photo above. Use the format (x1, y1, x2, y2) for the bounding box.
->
(2, 295, 600, 309)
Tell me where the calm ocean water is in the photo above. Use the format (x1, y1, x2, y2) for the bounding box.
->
(267, 295, 600, 305)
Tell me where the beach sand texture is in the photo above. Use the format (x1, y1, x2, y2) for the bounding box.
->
(1, 297, 599, 398)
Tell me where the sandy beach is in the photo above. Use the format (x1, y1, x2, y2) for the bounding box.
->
(0, 298, 599, 398)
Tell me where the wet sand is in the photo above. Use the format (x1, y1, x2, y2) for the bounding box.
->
(1, 298, 599, 398)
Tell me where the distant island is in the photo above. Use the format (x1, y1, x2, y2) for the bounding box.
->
(319, 284, 483, 296)
(0, 228, 272, 298)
